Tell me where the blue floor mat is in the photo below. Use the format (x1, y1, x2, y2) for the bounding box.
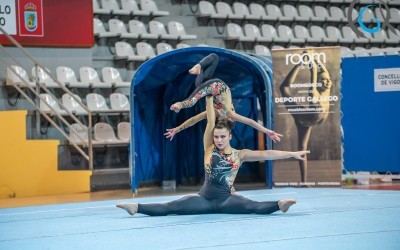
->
(0, 188, 399, 250)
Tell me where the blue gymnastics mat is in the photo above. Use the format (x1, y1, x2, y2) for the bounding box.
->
(0, 188, 399, 250)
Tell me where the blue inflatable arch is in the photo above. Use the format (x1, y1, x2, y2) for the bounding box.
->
(130, 47, 274, 193)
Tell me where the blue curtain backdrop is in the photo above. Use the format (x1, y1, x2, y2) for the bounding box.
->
(130, 47, 274, 192)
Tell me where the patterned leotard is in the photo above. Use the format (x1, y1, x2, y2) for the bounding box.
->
(198, 146, 241, 200)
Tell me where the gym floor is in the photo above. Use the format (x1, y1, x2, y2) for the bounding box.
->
(0, 184, 399, 250)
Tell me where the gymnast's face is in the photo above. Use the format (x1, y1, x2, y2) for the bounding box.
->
(318, 72, 332, 90)
(213, 128, 232, 150)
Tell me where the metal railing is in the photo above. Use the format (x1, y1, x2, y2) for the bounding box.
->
(0, 26, 94, 170)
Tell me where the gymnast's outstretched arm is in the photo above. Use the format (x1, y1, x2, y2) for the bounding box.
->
(165, 111, 207, 141)
(239, 149, 310, 163)
(227, 110, 283, 143)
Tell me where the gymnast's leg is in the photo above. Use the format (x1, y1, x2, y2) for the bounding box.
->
(218, 194, 296, 214)
(194, 53, 219, 87)
(170, 80, 229, 112)
(117, 194, 215, 216)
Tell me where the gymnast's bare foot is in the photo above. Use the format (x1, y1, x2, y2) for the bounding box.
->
(189, 64, 201, 75)
(170, 102, 182, 113)
(278, 199, 296, 213)
(116, 203, 138, 216)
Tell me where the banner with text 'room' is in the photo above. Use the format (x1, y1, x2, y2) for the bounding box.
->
(272, 47, 342, 188)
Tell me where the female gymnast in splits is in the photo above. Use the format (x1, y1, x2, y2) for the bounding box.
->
(116, 95, 309, 216)
(167, 53, 282, 143)
(279, 50, 333, 182)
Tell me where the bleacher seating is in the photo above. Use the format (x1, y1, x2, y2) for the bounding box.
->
(93, 0, 110, 15)
(266, 4, 293, 22)
(140, 0, 170, 17)
(31, 66, 59, 88)
(80, 66, 113, 88)
(115, 41, 147, 62)
(69, 123, 92, 145)
(294, 25, 322, 44)
(244, 24, 270, 43)
(57, 66, 89, 88)
(282, 4, 309, 22)
(128, 20, 158, 40)
(100, 0, 130, 15)
(86, 93, 111, 112)
(94, 122, 126, 144)
(136, 42, 157, 59)
(102, 67, 131, 87)
(254, 44, 271, 56)
(62, 94, 88, 115)
(176, 43, 191, 49)
(108, 19, 139, 39)
(4, 0, 400, 171)
(156, 42, 174, 55)
(110, 93, 130, 111)
(215, 2, 243, 21)
(6, 66, 36, 87)
(225, 23, 254, 43)
(117, 122, 130, 142)
(168, 21, 197, 40)
(121, 0, 150, 16)
(39, 93, 67, 115)
(197, 1, 227, 21)
(94, 18, 117, 38)
(232, 2, 260, 22)
(149, 20, 179, 40)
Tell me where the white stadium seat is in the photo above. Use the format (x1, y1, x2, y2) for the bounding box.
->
(79, 66, 112, 88)
(86, 93, 110, 112)
(62, 93, 88, 115)
(136, 42, 156, 59)
(108, 19, 139, 39)
(6, 66, 36, 87)
(115, 41, 147, 61)
(149, 20, 179, 40)
(56, 66, 89, 88)
(128, 20, 158, 40)
(140, 0, 169, 16)
(94, 122, 122, 144)
(168, 21, 197, 40)
(110, 93, 130, 111)
(102, 67, 131, 88)
(117, 122, 130, 143)
(39, 93, 67, 115)
(156, 42, 174, 55)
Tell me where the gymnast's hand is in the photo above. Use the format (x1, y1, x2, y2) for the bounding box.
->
(267, 130, 283, 143)
(189, 64, 201, 75)
(164, 127, 179, 141)
(291, 150, 310, 160)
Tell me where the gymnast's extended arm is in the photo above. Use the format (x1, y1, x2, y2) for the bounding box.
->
(164, 111, 207, 141)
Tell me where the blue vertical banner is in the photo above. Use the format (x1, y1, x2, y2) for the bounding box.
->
(342, 56, 400, 173)
(272, 47, 342, 187)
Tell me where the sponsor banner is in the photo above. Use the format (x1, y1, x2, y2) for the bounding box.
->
(374, 68, 400, 92)
(272, 47, 342, 187)
(0, 0, 17, 35)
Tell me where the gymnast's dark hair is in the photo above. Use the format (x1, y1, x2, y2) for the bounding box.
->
(214, 118, 235, 132)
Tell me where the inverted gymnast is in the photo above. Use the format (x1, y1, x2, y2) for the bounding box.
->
(279, 50, 333, 182)
(167, 53, 282, 143)
(116, 95, 309, 216)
